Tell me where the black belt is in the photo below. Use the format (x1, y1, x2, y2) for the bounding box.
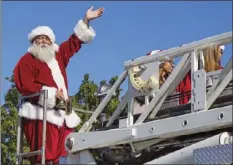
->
(29, 102, 72, 115)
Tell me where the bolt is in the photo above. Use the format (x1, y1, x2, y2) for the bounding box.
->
(66, 137, 74, 150)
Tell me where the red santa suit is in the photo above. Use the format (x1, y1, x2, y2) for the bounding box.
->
(14, 19, 96, 164)
(176, 45, 225, 104)
(176, 71, 192, 104)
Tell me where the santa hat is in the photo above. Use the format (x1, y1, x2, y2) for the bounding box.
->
(147, 50, 162, 56)
(147, 49, 173, 63)
(28, 26, 59, 52)
(220, 45, 225, 51)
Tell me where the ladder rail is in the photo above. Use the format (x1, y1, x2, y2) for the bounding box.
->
(19, 150, 41, 158)
(41, 90, 48, 164)
(16, 115, 23, 165)
(16, 90, 48, 165)
(124, 31, 232, 69)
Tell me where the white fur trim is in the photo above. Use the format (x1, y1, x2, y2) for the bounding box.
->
(46, 58, 69, 100)
(19, 102, 81, 128)
(74, 19, 96, 43)
(149, 50, 173, 64)
(28, 26, 56, 43)
(38, 86, 57, 108)
(64, 111, 82, 128)
(150, 50, 161, 55)
(46, 57, 82, 127)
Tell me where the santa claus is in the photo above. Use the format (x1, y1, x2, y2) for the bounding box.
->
(13, 6, 104, 164)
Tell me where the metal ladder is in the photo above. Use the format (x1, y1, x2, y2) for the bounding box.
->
(16, 90, 48, 165)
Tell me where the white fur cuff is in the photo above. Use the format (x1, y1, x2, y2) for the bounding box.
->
(64, 111, 82, 128)
(74, 19, 96, 43)
(19, 102, 64, 127)
(18, 102, 82, 128)
(38, 86, 57, 108)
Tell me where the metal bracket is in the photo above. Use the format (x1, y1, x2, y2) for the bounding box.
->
(193, 69, 206, 111)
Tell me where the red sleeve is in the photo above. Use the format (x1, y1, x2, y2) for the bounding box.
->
(14, 55, 58, 108)
(59, 19, 96, 68)
(59, 34, 83, 68)
(13, 57, 42, 96)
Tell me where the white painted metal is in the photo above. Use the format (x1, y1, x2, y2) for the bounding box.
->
(67, 150, 96, 164)
(66, 127, 136, 153)
(127, 98, 134, 126)
(199, 50, 205, 69)
(119, 118, 127, 128)
(79, 70, 128, 132)
(135, 53, 190, 123)
(224, 136, 233, 144)
(105, 91, 129, 128)
(127, 80, 134, 126)
(192, 69, 207, 111)
(191, 50, 199, 112)
(206, 69, 232, 110)
(145, 95, 149, 105)
(73, 108, 94, 114)
(66, 105, 232, 153)
(16, 116, 23, 165)
(124, 31, 232, 69)
(206, 56, 232, 100)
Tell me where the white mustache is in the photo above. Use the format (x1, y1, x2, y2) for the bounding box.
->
(38, 43, 50, 47)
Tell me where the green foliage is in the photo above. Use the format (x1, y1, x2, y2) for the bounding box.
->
(75, 74, 99, 111)
(4, 75, 20, 107)
(1, 102, 18, 164)
(4, 87, 20, 108)
(1, 76, 30, 164)
(5, 74, 15, 84)
(105, 75, 122, 117)
(74, 74, 123, 130)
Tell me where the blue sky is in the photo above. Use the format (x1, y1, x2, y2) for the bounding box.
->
(1, 1, 232, 104)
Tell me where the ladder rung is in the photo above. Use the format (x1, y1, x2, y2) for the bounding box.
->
(18, 150, 41, 158)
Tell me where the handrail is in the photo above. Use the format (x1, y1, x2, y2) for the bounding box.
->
(19, 91, 43, 100)
(124, 31, 232, 69)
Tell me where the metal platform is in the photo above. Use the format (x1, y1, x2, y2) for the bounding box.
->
(193, 144, 232, 164)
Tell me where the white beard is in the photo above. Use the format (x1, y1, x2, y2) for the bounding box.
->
(28, 43, 56, 63)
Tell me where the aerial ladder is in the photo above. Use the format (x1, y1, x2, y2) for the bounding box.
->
(16, 31, 232, 164)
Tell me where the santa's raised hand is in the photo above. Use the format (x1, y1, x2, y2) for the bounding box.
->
(84, 6, 104, 24)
